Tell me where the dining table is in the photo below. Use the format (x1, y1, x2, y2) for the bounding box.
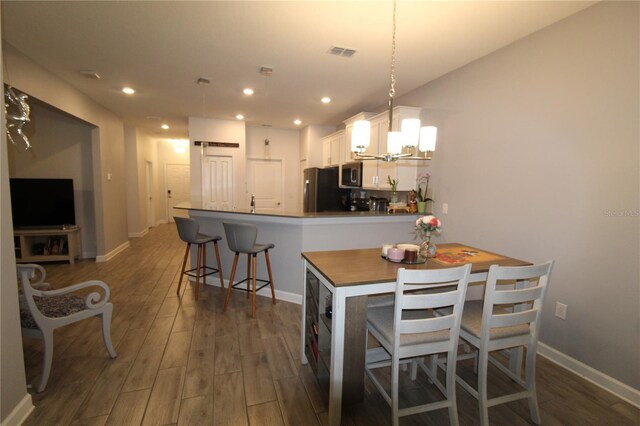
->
(300, 242, 531, 426)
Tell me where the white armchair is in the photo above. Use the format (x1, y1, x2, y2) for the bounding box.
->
(17, 264, 117, 392)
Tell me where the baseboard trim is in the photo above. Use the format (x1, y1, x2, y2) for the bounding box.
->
(81, 251, 96, 259)
(128, 228, 149, 238)
(95, 240, 131, 263)
(202, 279, 302, 305)
(1, 393, 34, 426)
(537, 342, 640, 408)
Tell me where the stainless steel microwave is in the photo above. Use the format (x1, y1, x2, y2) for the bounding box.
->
(340, 162, 362, 187)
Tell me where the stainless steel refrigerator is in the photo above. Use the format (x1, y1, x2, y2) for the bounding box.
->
(303, 167, 348, 212)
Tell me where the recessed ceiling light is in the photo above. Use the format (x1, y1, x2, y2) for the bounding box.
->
(321, 97, 331, 104)
(161, 123, 169, 130)
(122, 87, 135, 95)
(243, 88, 254, 95)
(236, 114, 245, 120)
(293, 119, 302, 125)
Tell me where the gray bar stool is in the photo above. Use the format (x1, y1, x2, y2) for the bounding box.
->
(223, 221, 276, 317)
(174, 216, 224, 301)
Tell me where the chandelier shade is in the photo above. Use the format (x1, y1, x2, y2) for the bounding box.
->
(419, 126, 437, 152)
(351, 120, 371, 154)
(401, 118, 421, 148)
(387, 131, 403, 155)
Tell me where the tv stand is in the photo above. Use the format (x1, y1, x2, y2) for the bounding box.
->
(14, 227, 81, 264)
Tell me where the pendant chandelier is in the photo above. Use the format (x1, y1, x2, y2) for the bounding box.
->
(351, 0, 437, 162)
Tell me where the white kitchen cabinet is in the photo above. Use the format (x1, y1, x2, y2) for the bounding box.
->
(344, 125, 354, 164)
(322, 139, 331, 167)
(301, 125, 338, 169)
(321, 130, 344, 168)
(362, 114, 389, 189)
(360, 106, 422, 191)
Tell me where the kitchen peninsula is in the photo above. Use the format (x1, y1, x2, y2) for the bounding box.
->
(174, 202, 420, 302)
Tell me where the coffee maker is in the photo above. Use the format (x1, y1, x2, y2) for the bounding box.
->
(350, 191, 370, 211)
(369, 197, 389, 212)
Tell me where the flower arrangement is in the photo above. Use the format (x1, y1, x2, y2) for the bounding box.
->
(415, 215, 441, 258)
(415, 215, 441, 239)
(415, 173, 431, 202)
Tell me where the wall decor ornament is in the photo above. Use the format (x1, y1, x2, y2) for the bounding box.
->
(5, 86, 32, 150)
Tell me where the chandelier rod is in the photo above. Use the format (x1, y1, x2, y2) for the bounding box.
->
(387, 0, 397, 133)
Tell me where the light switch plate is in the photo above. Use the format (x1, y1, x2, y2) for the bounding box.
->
(555, 302, 567, 320)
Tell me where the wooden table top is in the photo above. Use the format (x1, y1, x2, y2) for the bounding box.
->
(301, 243, 530, 288)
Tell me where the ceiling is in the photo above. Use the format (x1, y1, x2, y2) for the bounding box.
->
(1, 1, 595, 139)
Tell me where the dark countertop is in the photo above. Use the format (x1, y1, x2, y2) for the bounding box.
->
(174, 201, 419, 220)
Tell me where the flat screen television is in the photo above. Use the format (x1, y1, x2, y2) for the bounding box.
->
(10, 178, 76, 229)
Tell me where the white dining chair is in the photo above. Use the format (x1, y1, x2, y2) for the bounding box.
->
(365, 264, 472, 426)
(17, 263, 117, 392)
(455, 261, 554, 426)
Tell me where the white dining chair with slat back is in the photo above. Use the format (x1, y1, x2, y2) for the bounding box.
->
(365, 264, 472, 426)
(456, 261, 554, 426)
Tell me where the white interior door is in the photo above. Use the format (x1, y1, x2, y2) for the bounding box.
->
(248, 159, 283, 213)
(166, 164, 190, 221)
(145, 161, 154, 228)
(202, 156, 233, 210)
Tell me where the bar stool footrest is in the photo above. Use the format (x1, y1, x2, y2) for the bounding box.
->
(230, 277, 272, 293)
(184, 266, 220, 279)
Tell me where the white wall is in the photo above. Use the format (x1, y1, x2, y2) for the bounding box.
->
(7, 102, 98, 257)
(397, 1, 639, 389)
(3, 44, 128, 257)
(125, 128, 159, 235)
(246, 126, 301, 212)
(188, 117, 246, 208)
(135, 131, 159, 226)
(124, 126, 142, 236)
(1, 25, 32, 423)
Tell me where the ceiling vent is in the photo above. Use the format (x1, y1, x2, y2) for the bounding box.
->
(259, 66, 273, 76)
(196, 77, 210, 85)
(79, 70, 101, 79)
(328, 46, 357, 57)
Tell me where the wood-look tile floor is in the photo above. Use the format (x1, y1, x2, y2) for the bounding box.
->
(20, 223, 639, 425)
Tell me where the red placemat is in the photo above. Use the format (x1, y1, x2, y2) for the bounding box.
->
(433, 246, 505, 265)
